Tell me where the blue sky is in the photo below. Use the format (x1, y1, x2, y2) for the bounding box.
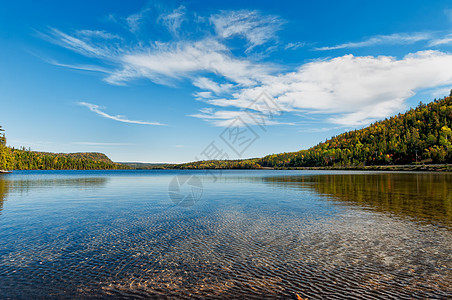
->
(2, 0, 452, 163)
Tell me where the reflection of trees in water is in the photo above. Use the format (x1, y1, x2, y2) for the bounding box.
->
(262, 173, 452, 227)
(8, 177, 108, 190)
(0, 178, 9, 213)
(0, 177, 108, 213)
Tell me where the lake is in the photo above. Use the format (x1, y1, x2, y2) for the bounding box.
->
(0, 170, 451, 299)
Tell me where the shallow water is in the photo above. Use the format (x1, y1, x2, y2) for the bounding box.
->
(0, 170, 451, 299)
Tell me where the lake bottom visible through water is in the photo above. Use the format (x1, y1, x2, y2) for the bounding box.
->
(0, 170, 450, 299)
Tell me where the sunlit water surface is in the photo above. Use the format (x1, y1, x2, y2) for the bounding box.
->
(0, 170, 451, 299)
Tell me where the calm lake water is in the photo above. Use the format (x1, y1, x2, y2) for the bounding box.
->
(0, 170, 451, 299)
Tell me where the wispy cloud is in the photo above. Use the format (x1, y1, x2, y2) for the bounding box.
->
(284, 42, 306, 50)
(194, 91, 213, 100)
(210, 10, 284, 52)
(8, 140, 55, 148)
(43, 26, 276, 86)
(107, 38, 276, 86)
(76, 30, 122, 40)
(193, 77, 234, 94)
(126, 6, 151, 33)
(40, 6, 281, 87)
(78, 102, 166, 125)
(445, 9, 452, 23)
(190, 109, 294, 127)
(44, 58, 111, 74)
(45, 28, 114, 58)
(429, 33, 452, 46)
(28, 50, 112, 74)
(158, 5, 186, 35)
(37, 28, 124, 76)
(429, 86, 451, 98)
(315, 32, 431, 51)
(72, 142, 132, 146)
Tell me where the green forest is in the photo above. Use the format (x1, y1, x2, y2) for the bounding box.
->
(171, 94, 452, 169)
(0, 127, 127, 170)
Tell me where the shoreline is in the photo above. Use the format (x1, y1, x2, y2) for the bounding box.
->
(148, 163, 452, 172)
(273, 164, 452, 172)
(3, 164, 452, 172)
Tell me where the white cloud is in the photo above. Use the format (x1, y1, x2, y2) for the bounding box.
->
(78, 102, 166, 125)
(210, 10, 283, 52)
(203, 50, 452, 126)
(315, 32, 431, 51)
(107, 39, 275, 86)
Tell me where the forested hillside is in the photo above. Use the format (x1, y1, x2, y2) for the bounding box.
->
(172, 94, 452, 169)
(171, 159, 262, 170)
(260, 95, 452, 167)
(0, 127, 127, 170)
(32, 152, 114, 163)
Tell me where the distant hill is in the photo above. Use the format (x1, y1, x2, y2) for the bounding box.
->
(119, 162, 170, 169)
(65, 152, 114, 163)
(34, 152, 114, 163)
(172, 94, 452, 169)
(0, 146, 128, 171)
(0, 123, 130, 170)
(13, 150, 128, 170)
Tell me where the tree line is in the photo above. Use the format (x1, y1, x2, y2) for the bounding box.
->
(0, 127, 127, 170)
